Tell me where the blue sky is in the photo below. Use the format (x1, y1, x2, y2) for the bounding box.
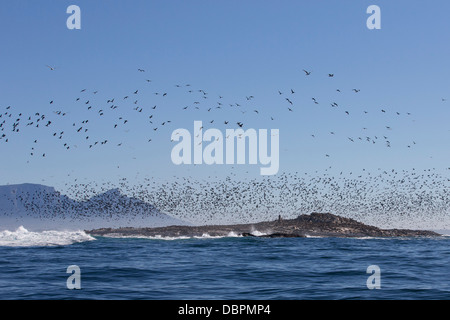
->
(0, 0, 449, 193)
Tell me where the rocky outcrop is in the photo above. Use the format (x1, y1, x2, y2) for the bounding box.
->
(86, 212, 441, 238)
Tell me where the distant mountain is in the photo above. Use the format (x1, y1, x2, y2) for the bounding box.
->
(0, 183, 189, 231)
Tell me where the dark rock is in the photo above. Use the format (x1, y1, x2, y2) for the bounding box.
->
(86, 212, 442, 238)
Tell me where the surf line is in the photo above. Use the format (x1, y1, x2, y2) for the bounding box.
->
(170, 121, 279, 175)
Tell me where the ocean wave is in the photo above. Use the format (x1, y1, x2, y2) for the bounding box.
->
(305, 234, 324, 238)
(0, 226, 96, 247)
(100, 231, 242, 241)
(250, 230, 268, 236)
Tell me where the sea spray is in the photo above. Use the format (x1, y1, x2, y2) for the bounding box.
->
(0, 226, 96, 247)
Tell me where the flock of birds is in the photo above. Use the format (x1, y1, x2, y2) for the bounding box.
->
(125, 167, 449, 229)
(1, 168, 449, 229)
(0, 66, 449, 229)
(1, 66, 441, 159)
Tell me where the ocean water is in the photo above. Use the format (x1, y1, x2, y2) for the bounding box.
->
(0, 227, 449, 300)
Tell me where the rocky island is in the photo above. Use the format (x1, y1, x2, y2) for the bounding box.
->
(86, 212, 441, 238)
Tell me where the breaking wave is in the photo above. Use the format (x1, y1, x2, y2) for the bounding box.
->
(99, 231, 242, 241)
(0, 226, 96, 247)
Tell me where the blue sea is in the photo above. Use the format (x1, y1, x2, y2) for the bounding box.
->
(0, 229, 449, 300)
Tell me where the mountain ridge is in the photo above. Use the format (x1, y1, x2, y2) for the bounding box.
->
(0, 183, 188, 231)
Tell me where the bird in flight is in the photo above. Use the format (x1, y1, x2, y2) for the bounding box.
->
(302, 69, 312, 76)
(46, 65, 56, 71)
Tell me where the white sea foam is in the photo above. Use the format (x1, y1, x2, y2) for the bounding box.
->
(100, 231, 242, 241)
(0, 226, 96, 247)
(195, 232, 243, 239)
(305, 234, 324, 238)
(251, 230, 268, 236)
(226, 231, 241, 237)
